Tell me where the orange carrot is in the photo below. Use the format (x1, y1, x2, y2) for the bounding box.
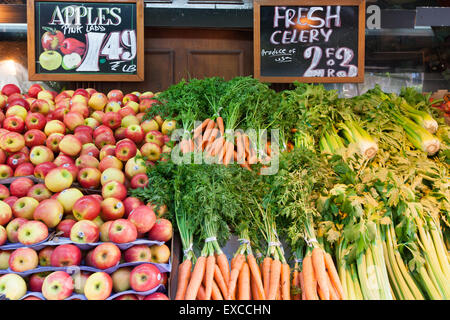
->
(207, 128, 219, 146)
(292, 263, 300, 300)
(184, 256, 206, 300)
(324, 252, 345, 300)
(237, 262, 251, 300)
(251, 275, 260, 300)
(247, 254, 265, 300)
(299, 271, 305, 300)
(240, 161, 252, 171)
(303, 254, 319, 300)
(211, 279, 223, 300)
(276, 282, 281, 300)
(175, 259, 192, 300)
(216, 253, 230, 285)
(266, 141, 272, 157)
(267, 259, 281, 300)
(312, 247, 329, 300)
(327, 273, 340, 300)
(223, 141, 235, 166)
(235, 132, 244, 164)
(210, 136, 224, 157)
(317, 285, 327, 300)
(214, 264, 228, 298)
(216, 139, 227, 163)
(243, 134, 250, 159)
(204, 255, 216, 300)
(201, 120, 216, 149)
(193, 118, 211, 140)
(197, 284, 207, 300)
(216, 116, 225, 136)
(262, 257, 272, 299)
(226, 254, 246, 300)
(280, 263, 290, 300)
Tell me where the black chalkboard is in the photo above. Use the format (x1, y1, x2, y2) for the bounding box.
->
(254, 0, 365, 83)
(27, 0, 144, 81)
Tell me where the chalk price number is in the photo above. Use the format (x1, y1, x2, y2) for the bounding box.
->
(303, 46, 357, 78)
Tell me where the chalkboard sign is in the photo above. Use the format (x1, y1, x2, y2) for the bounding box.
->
(27, 0, 144, 81)
(254, 0, 365, 83)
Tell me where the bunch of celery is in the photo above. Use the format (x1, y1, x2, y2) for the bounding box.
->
(338, 120, 379, 159)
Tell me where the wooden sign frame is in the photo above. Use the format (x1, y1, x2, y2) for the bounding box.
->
(253, 0, 365, 83)
(27, 0, 144, 81)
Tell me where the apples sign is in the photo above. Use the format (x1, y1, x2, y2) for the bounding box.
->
(28, 0, 144, 81)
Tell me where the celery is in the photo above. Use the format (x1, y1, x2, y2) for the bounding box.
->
(339, 120, 378, 159)
(400, 99, 438, 134)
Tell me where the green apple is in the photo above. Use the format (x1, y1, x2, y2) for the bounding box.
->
(62, 53, 82, 70)
(39, 50, 62, 71)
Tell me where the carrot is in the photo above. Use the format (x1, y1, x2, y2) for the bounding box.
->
(197, 284, 207, 300)
(280, 263, 290, 300)
(327, 274, 340, 300)
(317, 285, 327, 300)
(211, 279, 223, 300)
(267, 259, 281, 300)
(184, 256, 207, 300)
(193, 118, 211, 140)
(292, 263, 300, 300)
(312, 247, 330, 300)
(262, 257, 272, 299)
(210, 136, 224, 157)
(324, 252, 345, 300)
(226, 253, 246, 300)
(216, 253, 230, 285)
(247, 254, 265, 300)
(214, 264, 228, 298)
(235, 132, 245, 164)
(223, 141, 235, 166)
(240, 161, 252, 171)
(243, 134, 250, 159)
(207, 128, 219, 146)
(216, 116, 225, 136)
(201, 120, 216, 149)
(216, 139, 227, 164)
(204, 255, 216, 300)
(237, 262, 251, 300)
(266, 141, 272, 157)
(276, 282, 281, 300)
(251, 275, 260, 300)
(302, 254, 319, 300)
(175, 259, 192, 300)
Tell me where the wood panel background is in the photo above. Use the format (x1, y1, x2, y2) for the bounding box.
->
(73, 27, 254, 93)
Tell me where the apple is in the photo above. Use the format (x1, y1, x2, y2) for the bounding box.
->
(50, 106, 69, 121)
(6, 152, 28, 171)
(56, 219, 76, 238)
(124, 245, 152, 263)
(107, 89, 124, 102)
(123, 197, 143, 218)
(14, 162, 35, 177)
(98, 155, 123, 172)
(125, 124, 144, 144)
(144, 130, 165, 147)
(103, 111, 122, 130)
(0, 148, 6, 163)
(55, 91, 71, 103)
(161, 120, 176, 135)
(130, 263, 161, 292)
(73, 88, 89, 99)
(100, 198, 125, 221)
(34, 161, 57, 179)
(130, 173, 148, 190)
(45, 167, 73, 192)
(0, 131, 25, 153)
(124, 156, 146, 180)
(111, 267, 131, 292)
(0, 95, 6, 109)
(102, 180, 127, 200)
(140, 142, 161, 161)
(0, 200, 12, 225)
(30, 99, 51, 115)
(150, 244, 171, 264)
(141, 119, 159, 133)
(0, 185, 9, 201)
(77, 167, 101, 189)
(12, 196, 39, 220)
(59, 163, 79, 181)
(115, 139, 137, 162)
(0, 164, 13, 179)
(84, 272, 112, 300)
(101, 167, 125, 185)
(105, 102, 122, 114)
(59, 134, 82, 157)
(148, 218, 173, 242)
(31, 198, 63, 229)
(29, 145, 54, 166)
(74, 124, 93, 136)
(128, 205, 156, 234)
(84, 250, 96, 267)
(74, 130, 93, 145)
(29, 272, 50, 292)
(3, 115, 25, 133)
(9, 247, 39, 272)
(121, 115, 139, 128)
(123, 93, 139, 104)
(6, 105, 27, 121)
(55, 188, 83, 215)
(17, 220, 48, 245)
(9, 177, 34, 198)
(38, 246, 54, 266)
(70, 220, 99, 243)
(94, 132, 116, 149)
(114, 127, 127, 140)
(1, 84, 21, 96)
(53, 154, 74, 167)
(27, 184, 52, 202)
(72, 271, 90, 294)
(5, 217, 27, 242)
(70, 103, 90, 118)
(25, 112, 46, 130)
(147, 202, 168, 218)
(119, 106, 136, 118)
(144, 292, 169, 300)
(153, 115, 164, 128)
(99, 144, 116, 160)
(108, 218, 137, 243)
(4, 196, 18, 208)
(0, 225, 6, 245)
(28, 84, 43, 98)
(45, 133, 63, 153)
(44, 119, 65, 135)
(0, 273, 27, 300)
(80, 143, 100, 158)
(64, 111, 84, 131)
(84, 117, 100, 129)
(72, 196, 101, 221)
(75, 155, 99, 169)
(136, 112, 146, 123)
(0, 250, 12, 269)
(99, 220, 113, 242)
(113, 294, 139, 300)
(88, 92, 108, 111)
(50, 244, 81, 267)
(92, 242, 121, 270)
(160, 272, 168, 287)
(91, 111, 105, 123)
(42, 271, 74, 300)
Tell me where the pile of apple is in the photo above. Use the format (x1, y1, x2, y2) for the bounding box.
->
(0, 83, 176, 300)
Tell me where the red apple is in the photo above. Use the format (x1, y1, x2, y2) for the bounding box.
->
(77, 167, 101, 189)
(99, 144, 116, 160)
(100, 198, 125, 221)
(92, 242, 121, 269)
(130, 263, 161, 292)
(94, 132, 116, 149)
(59, 134, 82, 157)
(42, 271, 74, 300)
(115, 139, 137, 161)
(12, 196, 39, 220)
(128, 205, 156, 234)
(33, 198, 64, 228)
(29, 272, 49, 292)
(124, 244, 152, 263)
(123, 197, 144, 218)
(34, 161, 57, 179)
(27, 184, 52, 202)
(7, 152, 29, 170)
(44, 119, 65, 135)
(53, 154, 74, 167)
(5, 217, 26, 242)
(64, 111, 85, 131)
(75, 154, 99, 169)
(30, 99, 50, 115)
(70, 220, 99, 243)
(72, 196, 101, 221)
(130, 173, 149, 189)
(74, 130, 93, 145)
(17, 220, 48, 245)
(103, 112, 122, 130)
(107, 90, 124, 102)
(108, 218, 137, 243)
(80, 143, 100, 158)
(102, 180, 127, 200)
(84, 272, 112, 300)
(25, 112, 46, 130)
(45, 133, 64, 153)
(10, 177, 34, 198)
(14, 162, 34, 177)
(98, 155, 123, 172)
(123, 93, 139, 104)
(144, 292, 169, 300)
(24, 129, 46, 148)
(9, 247, 39, 272)
(2, 84, 21, 96)
(0, 131, 25, 153)
(3, 116, 25, 133)
(148, 218, 173, 242)
(56, 219, 76, 238)
(50, 244, 81, 267)
(99, 220, 113, 242)
(0, 186, 10, 201)
(0, 164, 13, 179)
